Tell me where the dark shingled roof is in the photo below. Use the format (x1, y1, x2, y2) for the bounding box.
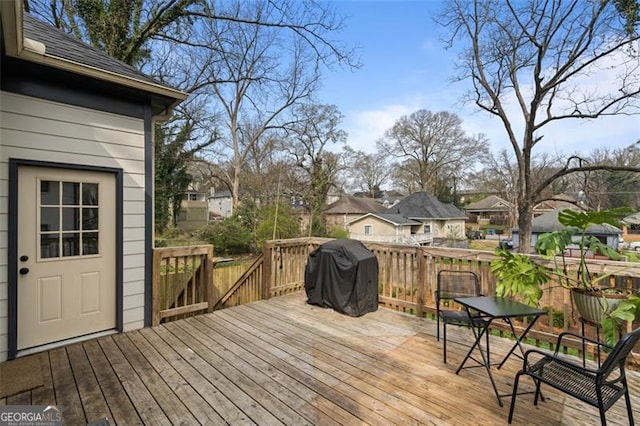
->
(391, 192, 466, 220)
(325, 196, 387, 215)
(23, 13, 168, 87)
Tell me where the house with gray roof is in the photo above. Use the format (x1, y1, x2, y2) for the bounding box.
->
(0, 2, 186, 361)
(347, 192, 467, 245)
(511, 209, 623, 252)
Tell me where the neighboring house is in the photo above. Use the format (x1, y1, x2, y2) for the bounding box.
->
(208, 190, 233, 218)
(348, 192, 467, 245)
(533, 194, 579, 217)
(0, 4, 186, 361)
(464, 195, 512, 226)
(324, 196, 387, 229)
(511, 209, 623, 252)
(347, 213, 425, 245)
(392, 192, 467, 241)
(177, 191, 208, 232)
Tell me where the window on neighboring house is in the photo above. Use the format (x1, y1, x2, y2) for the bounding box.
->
(364, 225, 372, 235)
(423, 224, 431, 233)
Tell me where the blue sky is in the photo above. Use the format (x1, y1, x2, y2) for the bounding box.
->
(317, 0, 640, 156)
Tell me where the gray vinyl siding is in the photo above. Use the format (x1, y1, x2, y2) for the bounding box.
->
(0, 91, 146, 361)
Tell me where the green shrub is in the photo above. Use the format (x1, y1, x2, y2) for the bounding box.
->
(327, 225, 349, 239)
(196, 217, 252, 255)
(254, 203, 303, 246)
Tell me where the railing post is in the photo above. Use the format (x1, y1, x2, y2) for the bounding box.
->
(152, 249, 162, 326)
(262, 242, 273, 300)
(416, 247, 426, 318)
(206, 245, 214, 313)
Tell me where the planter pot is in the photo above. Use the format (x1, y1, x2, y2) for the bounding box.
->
(571, 288, 626, 324)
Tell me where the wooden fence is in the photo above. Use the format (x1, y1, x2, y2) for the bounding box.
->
(152, 245, 214, 325)
(212, 258, 257, 298)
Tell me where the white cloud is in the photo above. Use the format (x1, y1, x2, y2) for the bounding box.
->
(343, 103, 416, 153)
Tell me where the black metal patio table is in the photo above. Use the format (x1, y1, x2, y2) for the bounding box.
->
(453, 296, 547, 406)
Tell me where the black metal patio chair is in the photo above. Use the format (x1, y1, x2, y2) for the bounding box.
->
(435, 270, 487, 364)
(508, 327, 640, 425)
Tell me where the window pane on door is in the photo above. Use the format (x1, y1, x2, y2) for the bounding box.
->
(41, 234, 60, 258)
(62, 207, 80, 231)
(62, 182, 80, 205)
(82, 208, 98, 230)
(83, 233, 99, 255)
(41, 181, 59, 205)
(41, 207, 59, 232)
(62, 233, 80, 256)
(82, 183, 99, 206)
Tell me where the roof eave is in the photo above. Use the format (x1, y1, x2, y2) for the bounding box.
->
(1, 1, 187, 116)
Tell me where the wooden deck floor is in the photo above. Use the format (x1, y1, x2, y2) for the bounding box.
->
(2, 292, 640, 425)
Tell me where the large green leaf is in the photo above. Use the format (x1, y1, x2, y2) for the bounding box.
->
(557, 208, 632, 228)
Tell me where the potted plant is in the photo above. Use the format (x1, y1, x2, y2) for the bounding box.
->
(491, 207, 640, 346)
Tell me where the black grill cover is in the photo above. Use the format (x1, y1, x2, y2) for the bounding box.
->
(304, 239, 378, 317)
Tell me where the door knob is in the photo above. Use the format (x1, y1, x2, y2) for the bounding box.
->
(19, 267, 29, 275)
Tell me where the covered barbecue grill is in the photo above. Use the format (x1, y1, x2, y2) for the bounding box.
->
(304, 239, 378, 317)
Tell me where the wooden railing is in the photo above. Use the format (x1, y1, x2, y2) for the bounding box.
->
(152, 245, 214, 325)
(213, 237, 640, 360)
(214, 238, 328, 310)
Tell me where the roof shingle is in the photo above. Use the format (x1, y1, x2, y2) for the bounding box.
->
(391, 192, 466, 220)
(325, 196, 387, 215)
(23, 14, 171, 88)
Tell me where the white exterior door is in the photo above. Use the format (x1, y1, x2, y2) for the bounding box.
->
(17, 166, 116, 350)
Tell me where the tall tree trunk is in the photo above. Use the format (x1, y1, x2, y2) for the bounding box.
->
(517, 202, 533, 253)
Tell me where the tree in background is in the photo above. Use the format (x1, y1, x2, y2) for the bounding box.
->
(154, 99, 220, 231)
(578, 142, 640, 210)
(439, 0, 640, 252)
(184, 0, 357, 212)
(377, 109, 489, 197)
(469, 149, 575, 227)
(283, 103, 347, 235)
(342, 147, 391, 198)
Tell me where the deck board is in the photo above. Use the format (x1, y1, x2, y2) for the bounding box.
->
(2, 291, 640, 425)
(82, 339, 141, 425)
